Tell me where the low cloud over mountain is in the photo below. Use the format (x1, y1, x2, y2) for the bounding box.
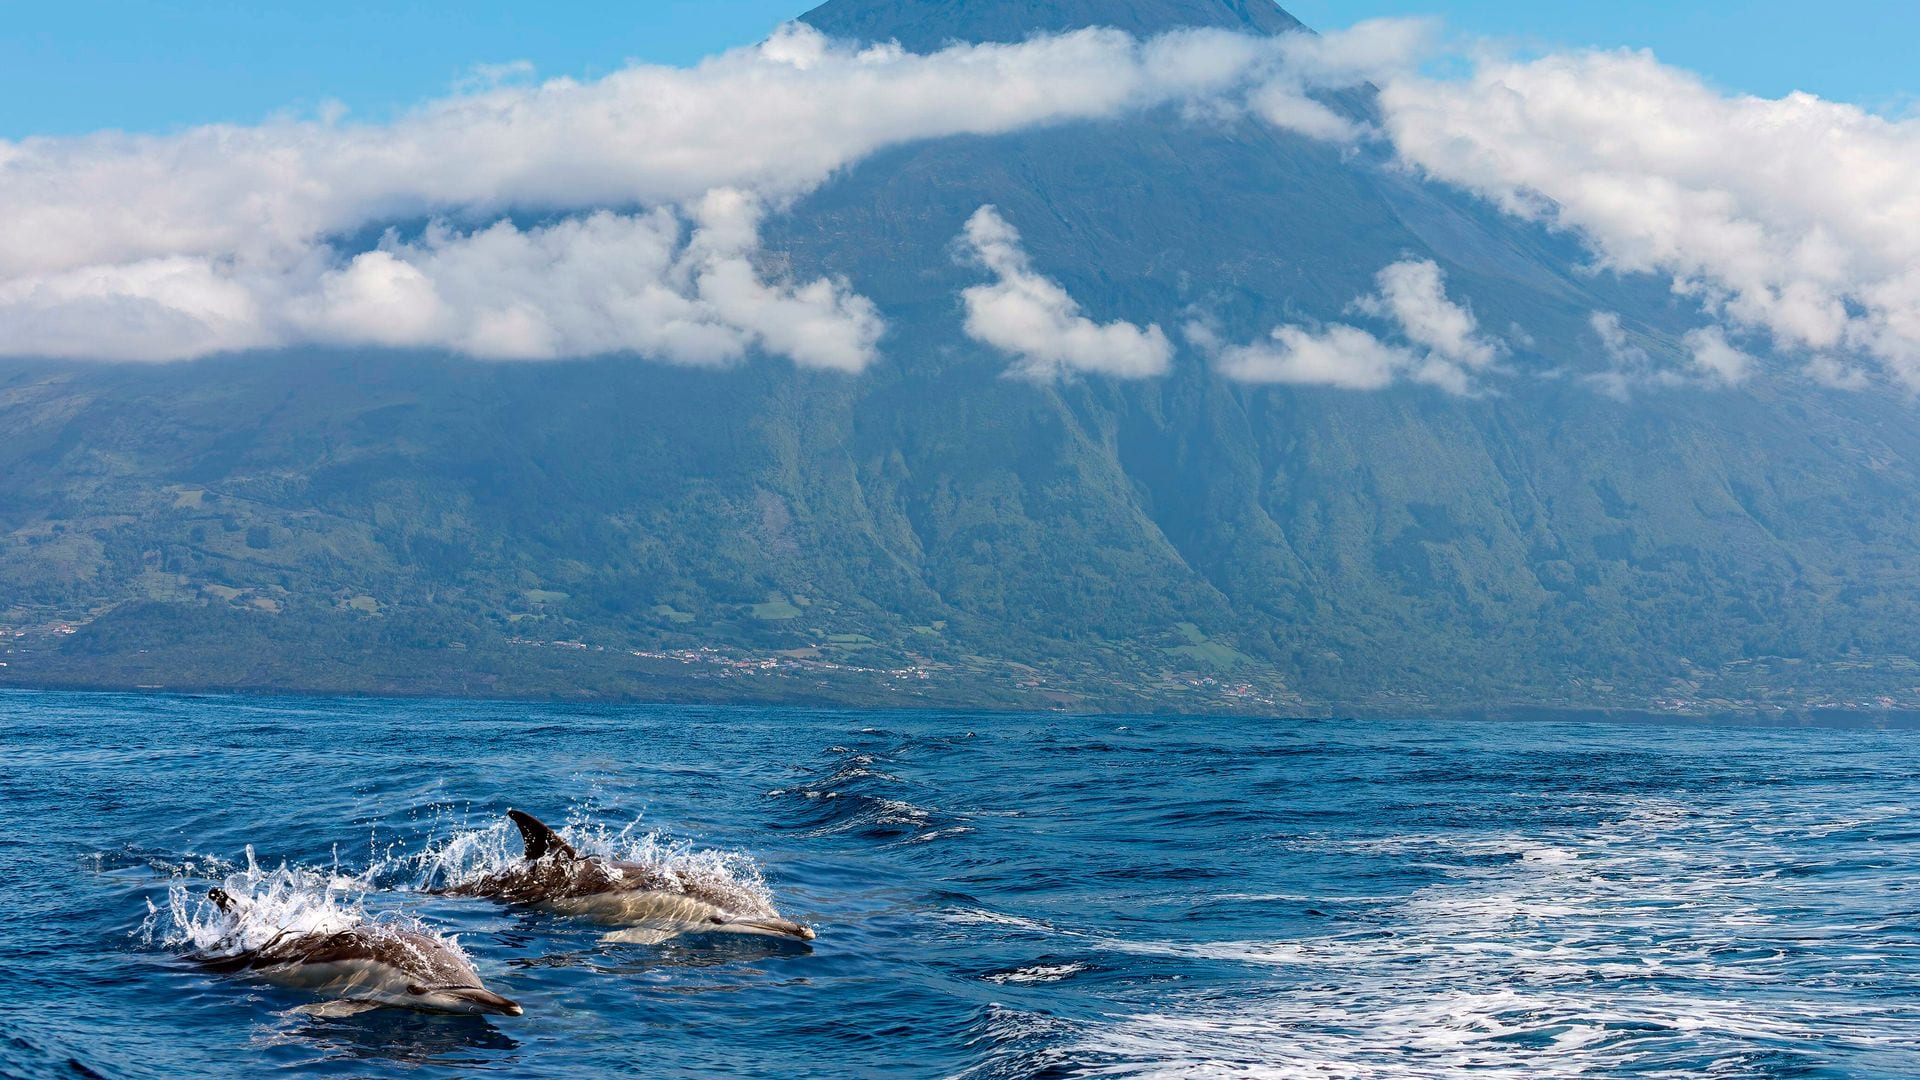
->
(0, 22, 1402, 366)
(4, 11, 1916, 393)
(958, 206, 1173, 379)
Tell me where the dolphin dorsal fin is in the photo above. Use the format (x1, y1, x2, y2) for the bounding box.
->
(507, 810, 579, 862)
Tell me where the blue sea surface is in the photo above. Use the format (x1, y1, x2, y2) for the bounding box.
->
(3, 689, 1919, 1077)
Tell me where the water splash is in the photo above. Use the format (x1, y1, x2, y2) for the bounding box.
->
(381, 811, 779, 918)
(140, 847, 462, 965)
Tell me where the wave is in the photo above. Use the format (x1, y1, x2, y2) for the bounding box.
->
(767, 744, 965, 845)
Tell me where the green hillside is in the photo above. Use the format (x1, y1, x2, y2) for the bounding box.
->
(5, 0, 1920, 718)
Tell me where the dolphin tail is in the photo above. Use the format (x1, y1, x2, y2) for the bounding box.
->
(507, 810, 579, 862)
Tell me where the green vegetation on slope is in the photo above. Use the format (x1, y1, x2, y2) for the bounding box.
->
(4, 9, 1920, 715)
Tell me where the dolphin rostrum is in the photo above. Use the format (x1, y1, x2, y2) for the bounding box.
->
(194, 887, 523, 1017)
(444, 810, 815, 943)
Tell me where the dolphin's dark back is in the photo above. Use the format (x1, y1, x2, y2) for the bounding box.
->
(194, 929, 417, 974)
(443, 810, 810, 941)
(437, 810, 613, 902)
(508, 810, 578, 861)
(449, 811, 687, 903)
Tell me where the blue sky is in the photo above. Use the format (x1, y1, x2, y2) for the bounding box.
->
(1, 0, 1913, 137)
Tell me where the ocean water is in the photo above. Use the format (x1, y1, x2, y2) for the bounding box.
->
(4, 690, 1920, 1078)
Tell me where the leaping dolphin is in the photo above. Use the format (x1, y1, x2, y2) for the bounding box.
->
(194, 887, 523, 1017)
(443, 810, 816, 944)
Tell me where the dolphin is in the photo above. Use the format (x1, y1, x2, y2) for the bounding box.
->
(443, 810, 815, 944)
(194, 887, 523, 1017)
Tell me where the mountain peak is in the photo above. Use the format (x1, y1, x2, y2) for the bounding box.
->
(798, 0, 1305, 52)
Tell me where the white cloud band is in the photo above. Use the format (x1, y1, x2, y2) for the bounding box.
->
(0, 22, 1404, 367)
(7, 15, 1914, 398)
(1380, 48, 1920, 389)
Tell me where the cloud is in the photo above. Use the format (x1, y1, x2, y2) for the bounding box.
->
(1211, 323, 1412, 390)
(1590, 313, 1646, 367)
(1375, 47, 1920, 388)
(1133, 19, 1427, 138)
(1683, 326, 1756, 385)
(1202, 257, 1497, 393)
(0, 192, 883, 369)
(0, 26, 1173, 283)
(0, 22, 1417, 365)
(957, 206, 1172, 379)
(20, 12, 1915, 394)
(0, 256, 276, 361)
(1806, 355, 1871, 391)
(1352, 258, 1501, 380)
(1580, 312, 1761, 396)
(1584, 311, 1674, 399)
(1247, 17, 1435, 140)
(295, 192, 882, 369)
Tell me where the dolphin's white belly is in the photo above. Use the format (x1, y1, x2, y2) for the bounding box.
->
(540, 889, 810, 944)
(547, 890, 725, 930)
(253, 959, 418, 1008)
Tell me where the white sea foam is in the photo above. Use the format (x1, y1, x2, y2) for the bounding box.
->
(985, 962, 1092, 985)
(902, 825, 977, 846)
(938, 908, 1068, 935)
(1054, 794, 1920, 1076)
(867, 798, 934, 828)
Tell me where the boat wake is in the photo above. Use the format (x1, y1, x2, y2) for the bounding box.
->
(1050, 793, 1920, 1076)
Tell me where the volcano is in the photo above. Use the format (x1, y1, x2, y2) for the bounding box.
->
(4, 0, 1917, 717)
